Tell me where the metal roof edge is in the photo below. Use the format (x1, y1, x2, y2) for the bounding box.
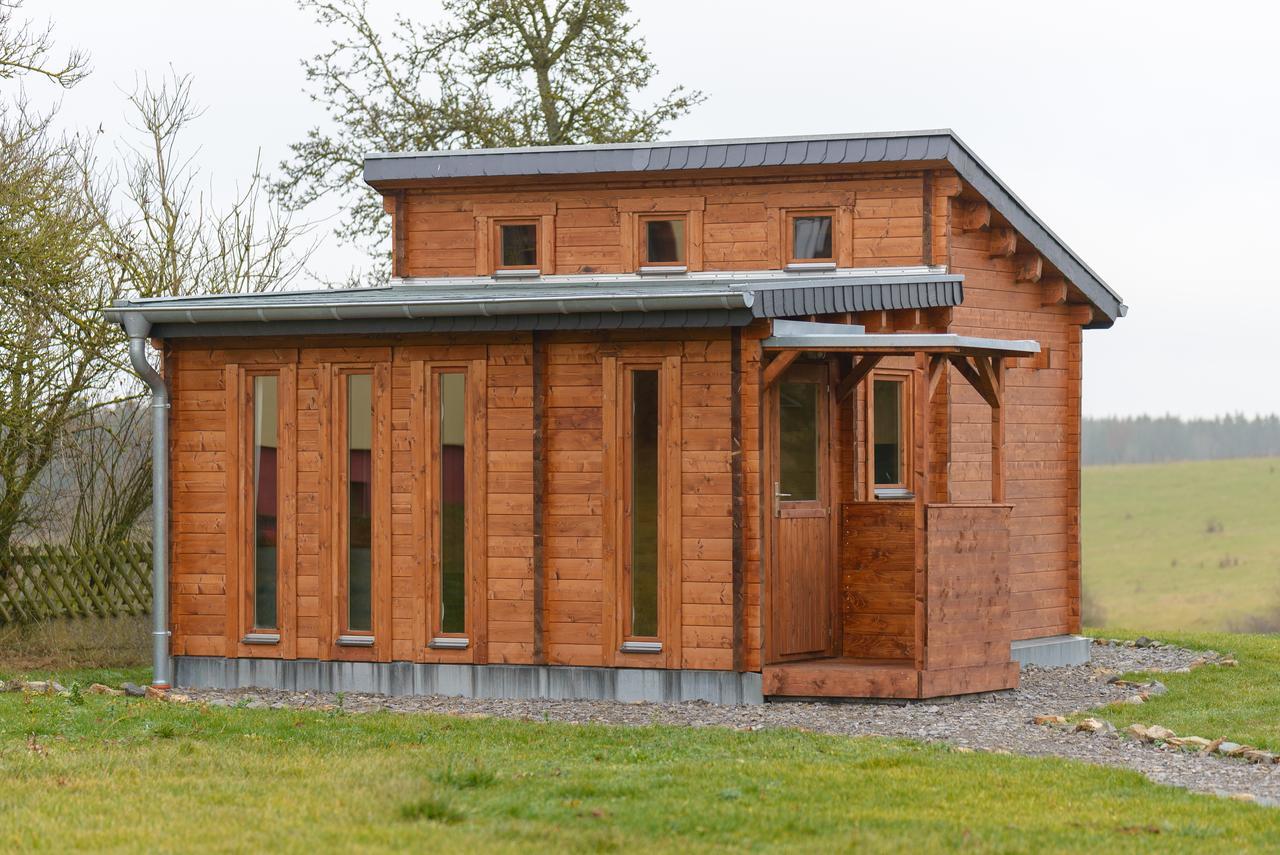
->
(939, 134, 1124, 322)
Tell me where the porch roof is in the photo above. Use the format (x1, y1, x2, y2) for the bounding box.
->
(105, 268, 963, 339)
(762, 320, 1040, 357)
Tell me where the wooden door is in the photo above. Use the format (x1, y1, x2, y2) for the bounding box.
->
(768, 363, 835, 662)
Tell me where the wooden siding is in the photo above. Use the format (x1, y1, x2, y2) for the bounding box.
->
(946, 216, 1085, 641)
(923, 504, 1012, 673)
(167, 330, 749, 672)
(839, 502, 915, 661)
(396, 169, 938, 277)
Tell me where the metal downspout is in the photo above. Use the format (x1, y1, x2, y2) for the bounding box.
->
(123, 316, 170, 688)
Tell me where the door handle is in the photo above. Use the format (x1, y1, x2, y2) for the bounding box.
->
(774, 481, 790, 517)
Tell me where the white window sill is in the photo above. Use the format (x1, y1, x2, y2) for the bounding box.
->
(638, 265, 688, 276)
(242, 632, 280, 645)
(785, 262, 837, 272)
(336, 634, 375, 647)
(620, 641, 663, 654)
(429, 637, 470, 650)
(492, 268, 540, 279)
(874, 488, 914, 501)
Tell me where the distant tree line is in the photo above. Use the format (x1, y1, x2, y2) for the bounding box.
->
(1083, 415, 1280, 465)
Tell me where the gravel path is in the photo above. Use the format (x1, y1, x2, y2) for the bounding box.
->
(179, 642, 1280, 805)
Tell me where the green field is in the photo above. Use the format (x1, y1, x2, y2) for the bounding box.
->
(2, 667, 1278, 852)
(1083, 457, 1280, 633)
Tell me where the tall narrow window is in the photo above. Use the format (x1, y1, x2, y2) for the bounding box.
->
(778, 381, 820, 501)
(627, 369, 660, 639)
(438, 371, 467, 635)
(787, 212, 834, 263)
(346, 373, 374, 633)
(496, 220, 539, 270)
(640, 216, 686, 266)
(251, 375, 279, 630)
(873, 377, 906, 488)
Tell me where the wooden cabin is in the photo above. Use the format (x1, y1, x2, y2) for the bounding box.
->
(111, 131, 1125, 703)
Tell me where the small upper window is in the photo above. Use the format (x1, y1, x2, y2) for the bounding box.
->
(788, 212, 834, 263)
(641, 216, 686, 266)
(497, 221, 539, 269)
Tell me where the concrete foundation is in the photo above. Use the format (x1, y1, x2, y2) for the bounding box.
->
(1010, 635, 1091, 668)
(173, 656, 765, 705)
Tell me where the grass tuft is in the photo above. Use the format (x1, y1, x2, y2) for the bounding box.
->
(398, 795, 465, 824)
(433, 763, 497, 789)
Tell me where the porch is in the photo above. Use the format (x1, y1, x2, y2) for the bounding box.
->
(760, 321, 1033, 699)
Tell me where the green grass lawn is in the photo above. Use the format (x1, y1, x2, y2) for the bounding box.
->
(1088, 630, 1280, 752)
(1, 667, 1278, 851)
(1083, 457, 1280, 632)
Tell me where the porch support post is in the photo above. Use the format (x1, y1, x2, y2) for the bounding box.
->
(990, 356, 1006, 503)
(912, 352, 929, 675)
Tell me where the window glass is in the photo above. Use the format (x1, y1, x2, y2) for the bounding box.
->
(644, 218, 686, 264)
(792, 215, 833, 260)
(629, 370, 660, 638)
(778, 381, 819, 501)
(499, 223, 538, 267)
(347, 373, 373, 632)
(252, 375, 278, 630)
(439, 372, 467, 634)
(873, 379, 903, 486)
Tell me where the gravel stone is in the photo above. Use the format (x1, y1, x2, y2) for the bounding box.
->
(176, 642, 1280, 805)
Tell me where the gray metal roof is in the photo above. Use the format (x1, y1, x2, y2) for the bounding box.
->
(363, 130, 1124, 325)
(763, 319, 1040, 356)
(106, 269, 964, 339)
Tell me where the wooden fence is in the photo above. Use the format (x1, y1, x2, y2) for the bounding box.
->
(0, 543, 152, 625)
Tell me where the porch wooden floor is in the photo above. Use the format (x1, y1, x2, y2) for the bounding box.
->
(763, 657, 1022, 700)
(763, 658, 920, 699)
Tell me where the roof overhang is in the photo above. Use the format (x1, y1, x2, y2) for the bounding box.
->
(362, 130, 1125, 326)
(762, 319, 1040, 358)
(105, 269, 964, 340)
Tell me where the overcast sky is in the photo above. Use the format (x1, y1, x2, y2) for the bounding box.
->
(30, 0, 1280, 417)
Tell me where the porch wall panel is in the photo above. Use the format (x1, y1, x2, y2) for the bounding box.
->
(839, 502, 916, 661)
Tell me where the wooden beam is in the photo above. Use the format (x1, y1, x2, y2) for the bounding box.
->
(730, 329, 745, 673)
(762, 350, 801, 389)
(1040, 275, 1068, 307)
(971, 355, 1003, 409)
(935, 174, 964, 198)
(991, 357, 1006, 504)
(948, 356, 1000, 410)
(988, 227, 1017, 258)
(955, 200, 991, 231)
(1014, 253, 1043, 284)
(530, 331, 546, 665)
(1067, 303, 1095, 326)
(836, 354, 883, 402)
(927, 354, 947, 400)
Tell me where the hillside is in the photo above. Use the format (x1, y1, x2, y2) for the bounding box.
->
(1082, 457, 1280, 632)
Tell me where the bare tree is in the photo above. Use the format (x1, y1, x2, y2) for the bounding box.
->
(274, 0, 703, 262)
(0, 0, 88, 87)
(0, 104, 120, 559)
(61, 72, 315, 550)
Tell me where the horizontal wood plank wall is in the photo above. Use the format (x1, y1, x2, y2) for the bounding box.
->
(397, 170, 934, 276)
(839, 502, 916, 661)
(168, 347, 228, 657)
(168, 336, 538, 667)
(948, 223, 1082, 641)
(923, 504, 1012, 671)
(540, 331, 736, 669)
